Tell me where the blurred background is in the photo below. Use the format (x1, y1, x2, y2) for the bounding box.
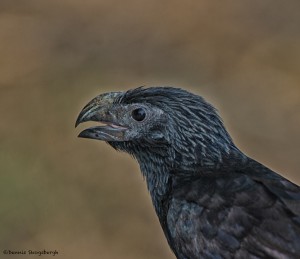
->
(0, 0, 299, 258)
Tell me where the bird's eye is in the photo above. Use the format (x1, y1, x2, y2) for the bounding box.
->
(131, 108, 146, 121)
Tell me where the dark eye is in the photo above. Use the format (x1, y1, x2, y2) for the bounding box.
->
(132, 108, 146, 121)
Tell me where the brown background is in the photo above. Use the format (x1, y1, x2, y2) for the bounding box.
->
(0, 1, 299, 258)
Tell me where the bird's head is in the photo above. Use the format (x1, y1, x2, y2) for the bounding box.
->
(76, 87, 235, 174)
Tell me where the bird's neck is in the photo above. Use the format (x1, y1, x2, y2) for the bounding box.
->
(137, 146, 246, 211)
(136, 152, 172, 216)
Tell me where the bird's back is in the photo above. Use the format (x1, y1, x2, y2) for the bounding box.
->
(165, 157, 300, 259)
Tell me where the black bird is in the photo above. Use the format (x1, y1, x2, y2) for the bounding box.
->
(76, 86, 300, 259)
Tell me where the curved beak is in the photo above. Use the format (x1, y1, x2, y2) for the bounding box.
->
(75, 92, 127, 141)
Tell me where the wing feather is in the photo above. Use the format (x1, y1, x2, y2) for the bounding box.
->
(167, 161, 300, 259)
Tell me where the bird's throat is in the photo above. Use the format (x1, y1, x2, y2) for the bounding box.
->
(138, 157, 171, 216)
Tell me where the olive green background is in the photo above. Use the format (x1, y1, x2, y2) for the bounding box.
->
(0, 1, 299, 258)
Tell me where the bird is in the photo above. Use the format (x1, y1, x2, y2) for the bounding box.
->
(75, 86, 300, 259)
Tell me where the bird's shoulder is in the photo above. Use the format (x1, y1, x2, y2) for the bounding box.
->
(166, 156, 300, 259)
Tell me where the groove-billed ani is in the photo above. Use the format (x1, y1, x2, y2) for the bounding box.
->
(75, 86, 300, 259)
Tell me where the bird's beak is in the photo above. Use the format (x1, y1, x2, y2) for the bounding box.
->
(75, 92, 128, 141)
